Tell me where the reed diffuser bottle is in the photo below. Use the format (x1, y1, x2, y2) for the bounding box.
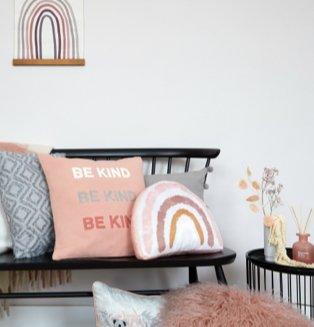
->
(291, 207, 313, 264)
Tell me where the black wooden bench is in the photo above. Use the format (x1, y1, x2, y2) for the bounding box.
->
(0, 148, 236, 299)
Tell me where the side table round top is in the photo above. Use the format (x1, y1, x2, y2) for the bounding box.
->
(246, 248, 314, 276)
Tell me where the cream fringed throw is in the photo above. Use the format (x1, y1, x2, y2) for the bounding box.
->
(269, 215, 314, 268)
(0, 270, 71, 318)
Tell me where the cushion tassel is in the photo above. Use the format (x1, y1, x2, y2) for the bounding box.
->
(0, 269, 72, 319)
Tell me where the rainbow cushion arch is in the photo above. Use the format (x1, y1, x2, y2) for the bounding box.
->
(131, 181, 223, 260)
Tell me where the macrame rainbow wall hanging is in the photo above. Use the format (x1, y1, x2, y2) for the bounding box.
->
(13, 0, 85, 66)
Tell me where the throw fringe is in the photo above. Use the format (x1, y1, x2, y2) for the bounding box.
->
(0, 270, 72, 318)
(268, 215, 314, 268)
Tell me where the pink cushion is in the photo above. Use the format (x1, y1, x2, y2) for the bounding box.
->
(38, 155, 145, 260)
(0, 142, 27, 153)
(131, 181, 223, 260)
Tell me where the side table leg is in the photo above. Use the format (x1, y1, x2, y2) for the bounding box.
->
(246, 257, 251, 289)
(189, 267, 199, 283)
(215, 265, 227, 285)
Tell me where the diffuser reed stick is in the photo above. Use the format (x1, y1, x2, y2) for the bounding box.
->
(303, 208, 313, 234)
(290, 206, 302, 233)
(290, 206, 312, 234)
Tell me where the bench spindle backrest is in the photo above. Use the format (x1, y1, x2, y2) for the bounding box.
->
(50, 148, 220, 183)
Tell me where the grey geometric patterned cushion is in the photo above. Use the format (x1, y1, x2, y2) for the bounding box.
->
(0, 151, 54, 258)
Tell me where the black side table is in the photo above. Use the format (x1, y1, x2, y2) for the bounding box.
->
(246, 248, 314, 319)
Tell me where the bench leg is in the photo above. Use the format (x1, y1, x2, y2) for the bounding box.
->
(215, 265, 228, 285)
(189, 267, 199, 283)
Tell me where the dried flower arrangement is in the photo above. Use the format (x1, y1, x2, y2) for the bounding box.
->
(238, 167, 283, 226)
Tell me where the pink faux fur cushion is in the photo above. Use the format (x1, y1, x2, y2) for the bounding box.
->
(160, 283, 313, 327)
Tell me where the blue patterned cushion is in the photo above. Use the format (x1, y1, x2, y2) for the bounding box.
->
(0, 151, 54, 258)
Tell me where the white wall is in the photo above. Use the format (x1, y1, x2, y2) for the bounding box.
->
(1, 0, 314, 325)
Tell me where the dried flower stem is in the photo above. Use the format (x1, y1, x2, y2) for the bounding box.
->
(238, 166, 282, 220)
(261, 180, 266, 216)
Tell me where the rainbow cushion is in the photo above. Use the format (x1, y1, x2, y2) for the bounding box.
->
(131, 181, 223, 260)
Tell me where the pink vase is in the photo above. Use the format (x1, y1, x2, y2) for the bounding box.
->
(292, 233, 314, 264)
